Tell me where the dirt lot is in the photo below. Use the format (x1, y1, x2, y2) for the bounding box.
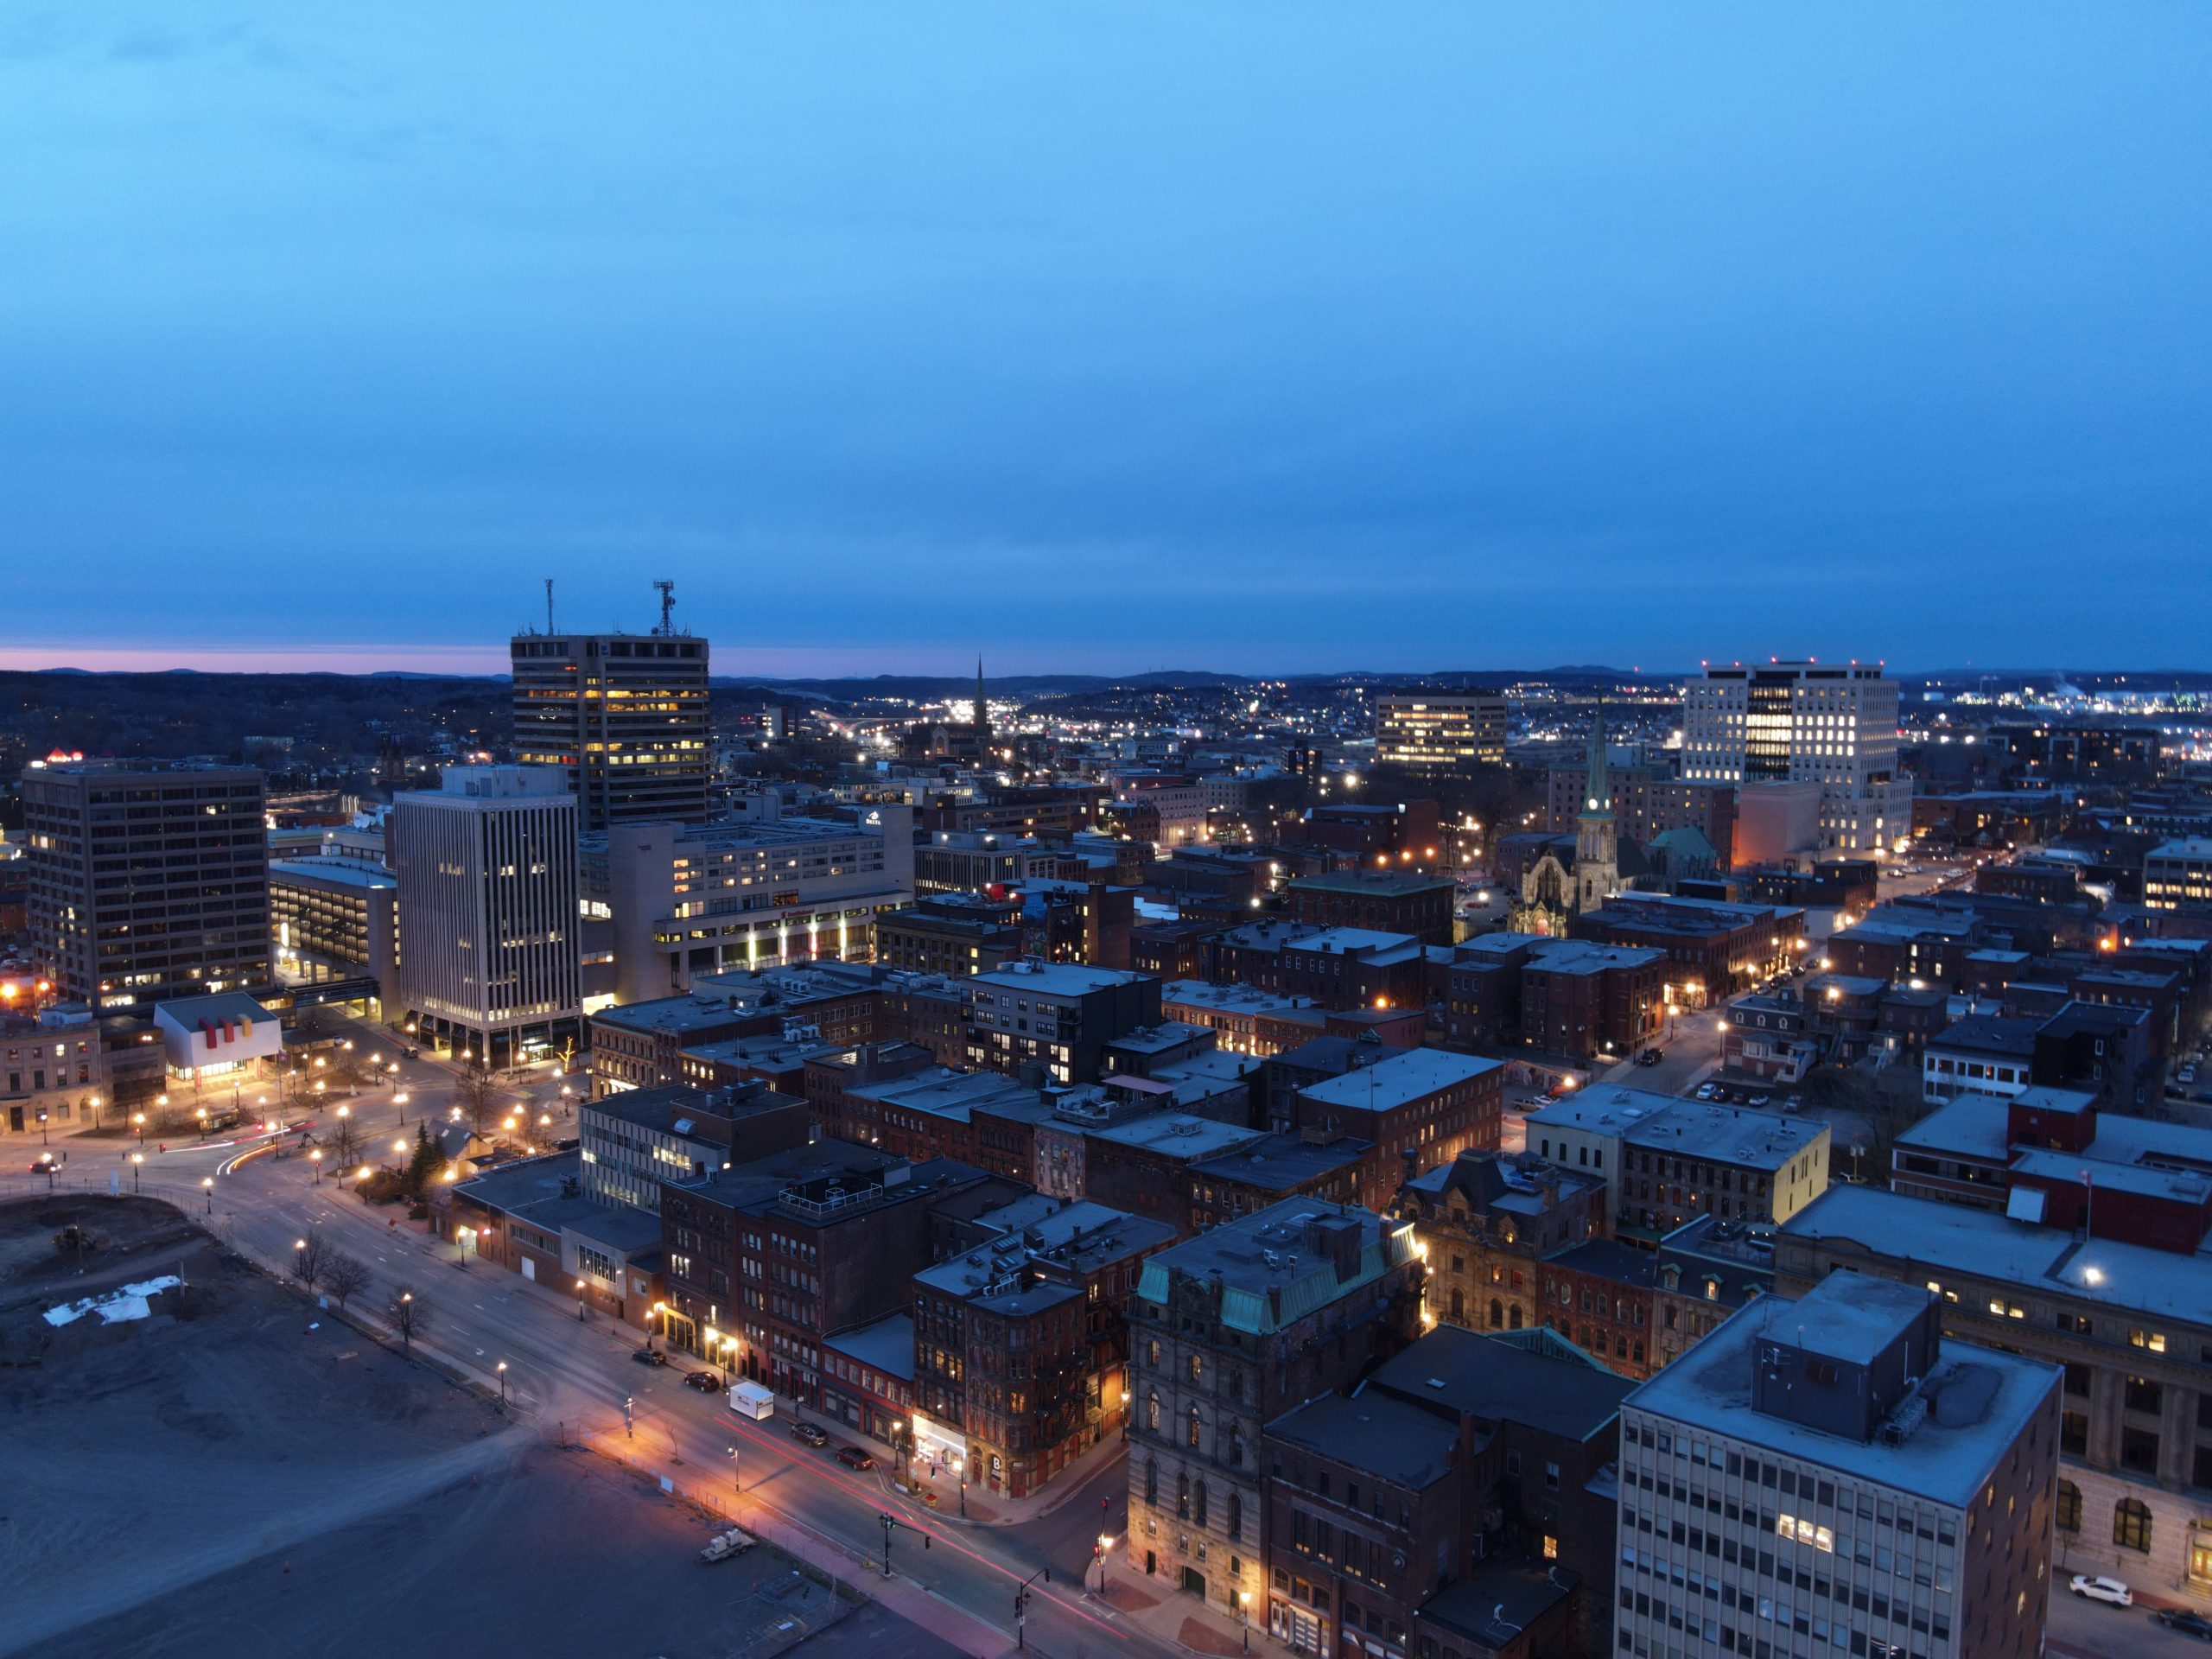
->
(0, 1196, 863, 1659)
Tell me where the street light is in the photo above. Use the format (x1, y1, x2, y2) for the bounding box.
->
(201, 1175, 213, 1214)
(1240, 1590, 1251, 1652)
(133, 1111, 147, 1145)
(310, 1148, 324, 1184)
(1096, 1533, 1113, 1592)
(393, 1139, 408, 1156)
(727, 1443, 741, 1494)
(357, 1166, 373, 1201)
(497, 1360, 509, 1407)
(130, 1151, 143, 1192)
(650, 1300, 667, 1354)
(576, 1279, 588, 1322)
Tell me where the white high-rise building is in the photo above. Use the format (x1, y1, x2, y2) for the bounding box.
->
(391, 766, 581, 1068)
(1680, 662, 1909, 855)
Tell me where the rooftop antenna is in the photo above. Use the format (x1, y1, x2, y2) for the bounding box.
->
(544, 578, 556, 635)
(653, 579, 676, 636)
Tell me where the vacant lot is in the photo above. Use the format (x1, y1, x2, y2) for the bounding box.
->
(0, 1196, 864, 1659)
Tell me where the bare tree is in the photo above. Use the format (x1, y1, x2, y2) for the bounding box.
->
(325, 1252, 372, 1310)
(329, 1112, 364, 1172)
(291, 1230, 333, 1292)
(388, 1285, 430, 1354)
(452, 1067, 505, 1135)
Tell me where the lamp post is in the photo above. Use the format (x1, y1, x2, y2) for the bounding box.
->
(1095, 1533, 1113, 1593)
(88, 1093, 102, 1130)
(130, 1151, 143, 1193)
(399, 1291, 414, 1354)
(649, 1301, 666, 1354)
(1240, 1590, 1251, 1653)
(576, 1280, 588, 1322)
(133, 1111, 147, 1145)
(357, 1166, 373, 1202)
(201, 1175, 213, 1214)
(727, 1443, 741, 1494)
(497, 1360, 509, 1407)
(195, 1107, 207, 1141)
(310, 1148, 324, 1185)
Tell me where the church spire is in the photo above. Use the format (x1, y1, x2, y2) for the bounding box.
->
(974, 656, 989, 742)
(1583, 696, 1611, 817)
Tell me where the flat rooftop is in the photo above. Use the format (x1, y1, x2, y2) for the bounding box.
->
(970, 963, 1149, 996)
(1267, 1389, 1458, 1488)
(1624, 1100, 1826, 1170)
(1368, 1324, 1630, 1443)
(1160, 980, 1303, 1014)
(1189, 1132, 1373, 1192)
(1088, 1113, 1265, 1160)
(1784, 1184, 2212, 1331)
(1624, 1276, 2059, 1507)
(1296, 1048, 1502, 1114)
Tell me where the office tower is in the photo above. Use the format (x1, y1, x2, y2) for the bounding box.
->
(510, 589, 710, 830)
(390, 766, 581, 1067)
(1680, 660, 1909, 855)
(1374, 689, 1507, 773)
(22, 761, 270, 1007)
(1618, 1272, 2059, 1659)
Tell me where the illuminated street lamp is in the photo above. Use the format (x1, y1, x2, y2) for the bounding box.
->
(133, 1111, 147, 1145)
(200, 1175, 213, 1213)
(497, 1360, 510, 1407)
(129, 1152, 143, 1192)
(1239, 1591, 1251, 1652)
(310, 1148, 325, 1185)
(357, 1166, 373, 1201)
(576, 1279, 588, 1322)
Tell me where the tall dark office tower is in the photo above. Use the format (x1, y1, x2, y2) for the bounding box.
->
(510, 585, 711, 831)
(22, 761, 271, 1007)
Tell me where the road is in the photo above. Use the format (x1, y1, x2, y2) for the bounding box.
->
(21, 1027, 1162, 1659)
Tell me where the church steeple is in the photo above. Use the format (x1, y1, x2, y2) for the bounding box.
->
(1574, 696, 1618, 915)
(1583, 696, 1612, 818)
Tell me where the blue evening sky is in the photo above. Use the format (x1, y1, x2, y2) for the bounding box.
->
(3, 5, 2207, 677)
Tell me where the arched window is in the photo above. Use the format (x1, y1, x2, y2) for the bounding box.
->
(2056, 1480, 2081, 1534)
(1194, 1480, 1210, 1529)
(1188, 1406, 1203, 1448)
(1227, 1492, 1243, 1541)
(1489, 1298, 1504, 1329)
(1146, 1390, 1160, 1432)
(2115, 1497, 2153, 1553)
(1230, 1425, 1246, 1465)
(1508, 1305, 1523, 1330)
(1449, 1288, 1465, 1321)
(1177, 1472, 1191, 1518)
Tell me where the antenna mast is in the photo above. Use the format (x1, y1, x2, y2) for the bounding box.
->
(544, 578, 556, 635)
(653, 579, 676, 636)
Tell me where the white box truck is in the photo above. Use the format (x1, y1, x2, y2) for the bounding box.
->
(728, 1380, 776, 1421)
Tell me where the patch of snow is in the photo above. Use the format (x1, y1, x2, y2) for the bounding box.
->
(43, 1274, 182, 1327)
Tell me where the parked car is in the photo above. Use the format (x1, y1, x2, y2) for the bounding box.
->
(789, 1421, 830, 1447)
(2069, 1574, 2133, 1607)
(2157, 1610, 2212, 1641)
(1637, 1049, 1663, 1067)
(683, 1369, 723, 1393)
(631, 1347, 669, 1368)
(1694, 1084, 1719, 1100)
(1748, 1095, 1771, 1109)
(836, 1445, 877, 1471)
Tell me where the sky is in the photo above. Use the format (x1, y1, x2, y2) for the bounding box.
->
(3, 4, 2209, 678)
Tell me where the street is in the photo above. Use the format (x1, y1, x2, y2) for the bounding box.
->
(13, 1030, 1165, 1659)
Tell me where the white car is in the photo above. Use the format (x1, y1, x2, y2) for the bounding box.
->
(2069, 1574, 2133, 1607)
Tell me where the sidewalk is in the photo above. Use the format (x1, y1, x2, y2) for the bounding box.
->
(894, 1419, 1130, 1528)
(1090, 1554, 1274, 1659)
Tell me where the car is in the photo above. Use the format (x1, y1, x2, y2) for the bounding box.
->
(790, 1421, 830, 1446)
(683, 1369, 723, 1393)
(2069, 1574, 2133, 1607)
(1781, 1099, 1802, 1114)
(836, 1445, 877, 1470)
(1728, 1090, 1751, 1105)
(1637, 1049, 1663, 1067)
(1748, 1095, 1771, 1109)
(2158, 1610, 2212, 1641)
(1694, 1084, 1718, 1100)
(630, 1347, 670, 1368)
